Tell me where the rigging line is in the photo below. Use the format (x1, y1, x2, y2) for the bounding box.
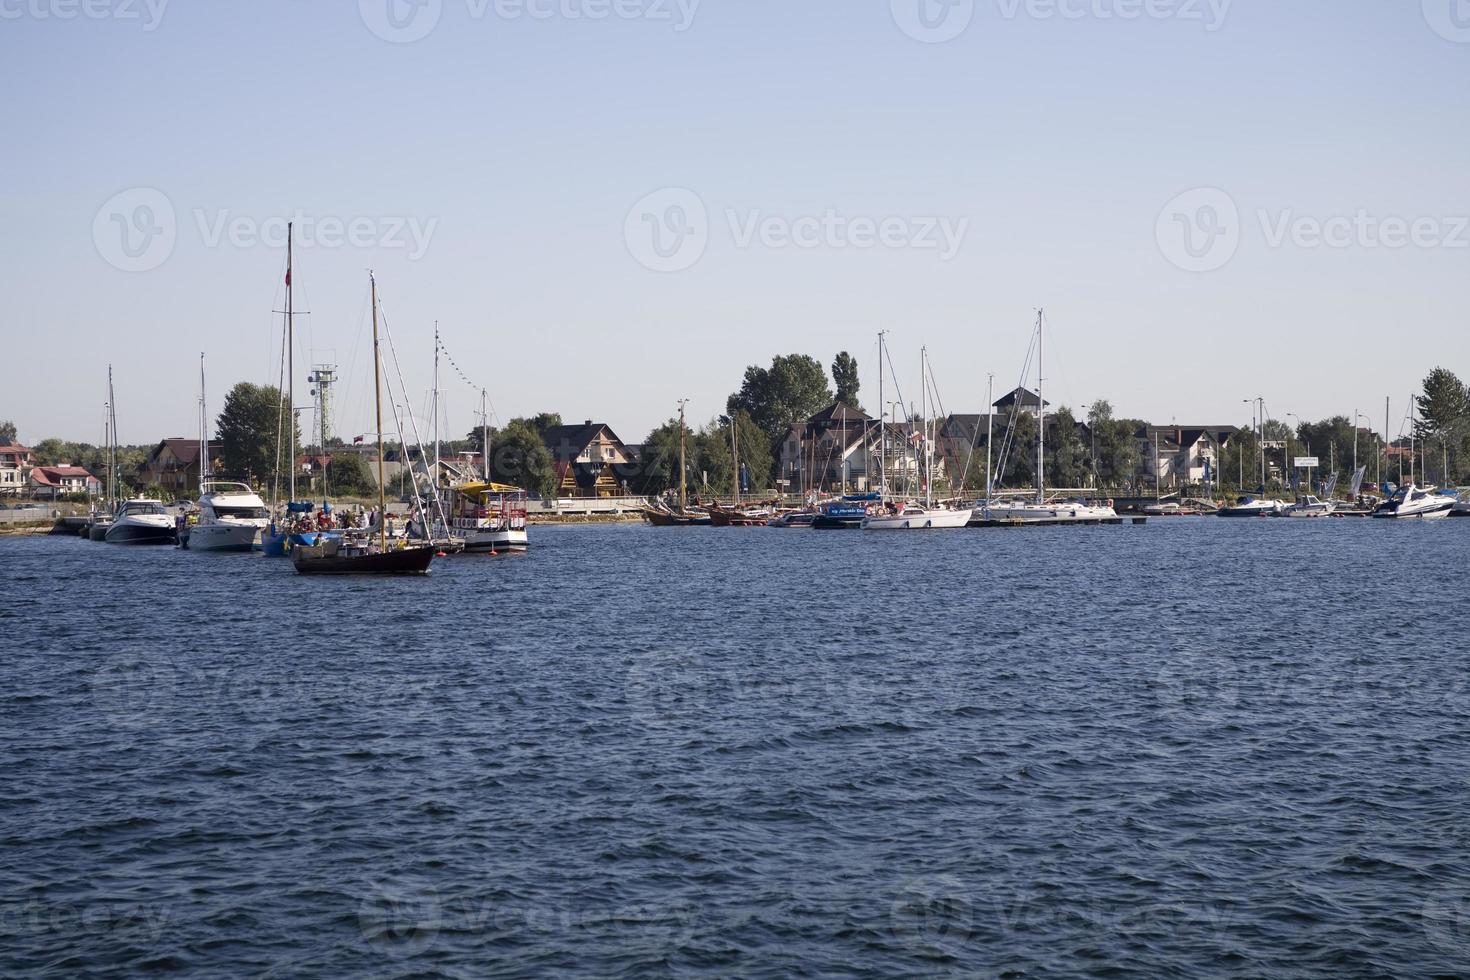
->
(993, 326, 1038, 491)
(376, 301, 451, 533)
(435, 332, 502, 427)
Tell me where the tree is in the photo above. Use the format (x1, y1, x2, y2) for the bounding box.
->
(632, 418, 683, 495)
(1045, 407, 1085, 489)
(328, 452, 379, 497)
(487, 418, 556, 497)
(726, 354, 834, 442)
(832, 352, 861, 409)
(0, 421, 16, 444)
(215, 383, 296, 485)
(1414, 367, 1470, 483)
(1086, 401, 1143, 489)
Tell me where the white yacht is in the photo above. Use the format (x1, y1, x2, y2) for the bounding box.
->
(189, 482, 270, 551)
(104, 498, 176, 545)
(448, 481, 529, 552)
(1278, 495, 1335, 519)
(1371, 485, 1455, 520)
(863, 503, 972, 530)
(1216, 496, 1283, 517)
(980, 496, 1119, 524)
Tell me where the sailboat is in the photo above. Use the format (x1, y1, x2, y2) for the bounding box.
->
(979, 311, 1118, 525)
(292, 273, 437, 574)
(863, 346, 970, 529)
(642, 399, 710, 525)
(448, 388, 530, 551)
(188, 354, 272, 551)
(87, 370, 116, 541)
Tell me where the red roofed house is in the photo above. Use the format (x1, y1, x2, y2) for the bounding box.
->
(0, 443, 35, 498)
(138, 438, 202, 494)
(28, 465, 101, 499)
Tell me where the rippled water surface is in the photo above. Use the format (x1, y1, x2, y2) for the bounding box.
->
(3, 520, 1470, 977)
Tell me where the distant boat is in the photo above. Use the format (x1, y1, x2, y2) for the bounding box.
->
(292, 273, 435, 575)
(1370, 484, 1455, 520)
(978, 311, 1118, 526)
(767, 509, 817, 528)
(1216, 496, 1282, 517)
(1277, 494, 1335, 519)
(862, 502, 971, 529)
(105, 498, 176, 545)
(811, 497, 872, 530)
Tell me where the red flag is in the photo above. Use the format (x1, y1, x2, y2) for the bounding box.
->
(353, 435, 364, 444)
(285, 269, 292, 286)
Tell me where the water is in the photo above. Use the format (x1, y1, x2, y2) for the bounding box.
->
(3, 520, 1469, 977)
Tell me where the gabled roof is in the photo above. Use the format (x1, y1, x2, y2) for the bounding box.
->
(806, 402, 871, 425)
(36, 464, 96, 479)
(1137, 425, 1240, 450)
(0, 442, 33, 457)
(144, 438, 201, 466)
(993, 387, 1048, 411)
(541, 422, 626, 460)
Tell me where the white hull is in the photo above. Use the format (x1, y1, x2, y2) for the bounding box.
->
(862, 508, 972, 530)
(982, 503, 1118, 524)
(461, 527, 529, 551)
(1373, 505, 1453, 520)
(189, 521, 265, 551)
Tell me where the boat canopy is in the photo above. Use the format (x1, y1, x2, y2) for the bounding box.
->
(456, 482, 526, 496)
(286, 500, 315, 513)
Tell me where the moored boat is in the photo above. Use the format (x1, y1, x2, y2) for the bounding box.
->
(450, 481, 529, 551)
(1216, 495, 1283, 517)
(862, 503, 972, 530)
(104, 499, 176, 545)
(1277, 494, 1335, 519)
(1370, 484, 1455, 520)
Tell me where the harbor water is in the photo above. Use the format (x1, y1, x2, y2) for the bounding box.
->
(3, 520, 1469, 976)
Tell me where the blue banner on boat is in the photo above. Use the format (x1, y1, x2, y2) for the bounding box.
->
(286, 501, 315, 513)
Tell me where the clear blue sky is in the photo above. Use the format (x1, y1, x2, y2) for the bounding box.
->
(3, 0, 1466, 447)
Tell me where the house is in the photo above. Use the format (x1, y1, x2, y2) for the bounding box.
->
(28, 464, 101, 499)
(991, 387, 1048, 417)
(541, 421, 635, 498)
(777, 403, 927, 493)
(0, 443, 35, 497)
(138, 438, 202, 493)
(1136, 425, 1239, 489)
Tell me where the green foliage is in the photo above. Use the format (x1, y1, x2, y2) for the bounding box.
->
(632, 418, 683, 495)
(1413, 367, 1469, 483)
(1086, 400, 1143, 489)
(329, 452, 379, 496)
(0, 420, 16, 444)
(215, 383, 296, 484)
(832, 352, 861, 409)
(1045, 406, 1086, 488)
(726, 354, 834, 442)
(487, 419, 556, 497)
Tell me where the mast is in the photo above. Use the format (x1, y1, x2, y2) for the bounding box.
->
(731, 414, 740, 503)
(1035, 309, 1044, 503)
(481, 388, 490, 482)
(286, 221, 296, 503)
(985, 373, 994, 501)
(677, 398, 688, 511)
(922, 347, 931, 507)
(878, 331, 887, 497)
(198, 352, 208, 493)
(371, 272, 387, 552)
(106, 365, 116, 505)
(433, 321, 440, 492)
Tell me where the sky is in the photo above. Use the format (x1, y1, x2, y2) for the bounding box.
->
(1, 0, 1467, 448)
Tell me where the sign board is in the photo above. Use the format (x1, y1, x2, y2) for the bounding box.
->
(1294, 456, 1319, 469)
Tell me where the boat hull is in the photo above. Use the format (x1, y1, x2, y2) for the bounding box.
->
(188, 522, 265, 552)
(292, 544, 437, 575)
(863, 509, 972, 530)
(104, 520, 176, 545)
(461, 528, 529, 552)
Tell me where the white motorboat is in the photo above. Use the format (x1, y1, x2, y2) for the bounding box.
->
(189, 481, 270, 551)
(862, 504, 972, 530)
(980, 496, 1119, 524)
(1216, 496, 1282, 517)
(1370, 484, 1455, 520)
(1277, 494, 1335, 519)
(104, 498, 176, 545)
(448, 481, 528, 552)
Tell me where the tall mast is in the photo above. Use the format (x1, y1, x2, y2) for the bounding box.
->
(1035, 309, 1044, 503)
(481, 388, 490, 482)
(985, 373, 994, 501)
(731, 414, 740, 503)
(878, 331, 887, 497)
(106, 365, 116, 505)
(677, 398, 688, 510)
(922, 347, 931, 507)
(198, 352, 208, 493)
(433, 321, 441, 491)
(371, 272, 387, 552)
(286, 221, 296, 502)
